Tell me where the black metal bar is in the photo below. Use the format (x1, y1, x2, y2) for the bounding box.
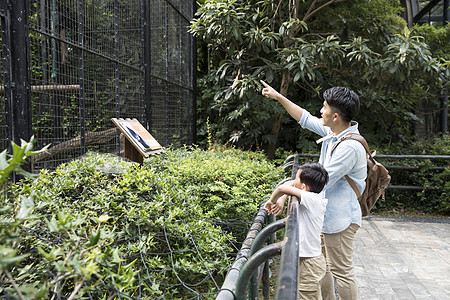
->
(78, 0, 85, 154)
(413, 0, 442, 23)
(387, 166, 447, 171)
(151, 73, 195, 92)
(445, 0, 449, 24)
(274, 196, 300, 300)
(262, 254, 271, 300)
(4, 0, 32, 176)
(114, 0, 120, 155)
(165, 2, 169, 145)
(192, 0, 198, 144)
(0, 0, 7, 17)
(235, 242, 284, 300)
(387, 185, 437, 191)
(142, 0, 152, 131)
(263, 214, 276, 300)
(179, 1, 183, 145)
(442, 88, 448, 135)
(32, 27, 144, 73)
(166, 0, 192, 23)
(375, 154, 450, 160)
(295, 153, 450, 160)
(1, 2, 12, 147)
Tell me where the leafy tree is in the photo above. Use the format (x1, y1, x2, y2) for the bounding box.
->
(191, 0, 448, 158)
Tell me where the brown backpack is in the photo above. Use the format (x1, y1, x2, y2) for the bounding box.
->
(332, 133, 391, 217)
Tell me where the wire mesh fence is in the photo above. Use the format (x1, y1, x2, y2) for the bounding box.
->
(1, 0, 196, 171)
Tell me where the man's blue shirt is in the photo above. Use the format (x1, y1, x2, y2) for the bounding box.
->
(299, 110, 366, 234)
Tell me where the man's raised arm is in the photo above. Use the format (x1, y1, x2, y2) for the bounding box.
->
(261, 80, 303, 122)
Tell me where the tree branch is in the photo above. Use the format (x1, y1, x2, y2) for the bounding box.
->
(67, 276, 86, 300)
(303, 0, 346, 23)
(4, 269, 26, 300)
(305, 0, 320, 20)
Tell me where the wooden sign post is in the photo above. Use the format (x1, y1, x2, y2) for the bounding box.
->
(112, 118, 164, 163)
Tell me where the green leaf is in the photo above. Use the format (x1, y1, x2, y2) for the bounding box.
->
(0, 253, 30, 269)
(85, 230, 101, 247)
(16, 195, 35, 219)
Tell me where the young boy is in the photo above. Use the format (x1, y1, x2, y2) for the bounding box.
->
(265, 162, 329, 300)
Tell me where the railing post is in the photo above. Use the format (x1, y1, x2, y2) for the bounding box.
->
(248, 218, 286, 299)
(235, 242, 284, 300)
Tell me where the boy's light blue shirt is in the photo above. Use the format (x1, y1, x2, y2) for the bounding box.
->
(299, 110, 366, 234)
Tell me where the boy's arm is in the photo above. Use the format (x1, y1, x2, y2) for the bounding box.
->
(269, 184, 303, 203)
(261, 80, 303, 122)
(265, 194, 288, 216)
(264, 181, 303, 215)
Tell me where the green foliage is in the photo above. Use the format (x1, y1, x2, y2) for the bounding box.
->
(1, 148, 284, 298)
(412, 23, 450, 62)
(149, 146, 284, 223)
(372, 136, 450, 215)
(191, 0, 448, 153)
(0, 137, 49, 187)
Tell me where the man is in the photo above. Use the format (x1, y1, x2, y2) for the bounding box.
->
(261, 80, 366, 300)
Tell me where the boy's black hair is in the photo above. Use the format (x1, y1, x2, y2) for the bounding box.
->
(298, 162, 329, 193)
(323, 87, 360, 123)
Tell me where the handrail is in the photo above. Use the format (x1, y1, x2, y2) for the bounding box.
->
(216, 155, 298, 299)
(274, 196, 300, 300)
(233, 196, 300, 300)
(235, 242, 284, 300)
(248, 219, 286, 298)
(215, 202, 270, 300)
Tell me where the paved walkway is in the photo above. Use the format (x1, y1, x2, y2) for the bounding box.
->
(354, 216, 450, 300)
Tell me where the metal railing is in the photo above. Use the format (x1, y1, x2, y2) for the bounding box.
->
(216, 155, 301, 300)
(216, 152, 450, 299)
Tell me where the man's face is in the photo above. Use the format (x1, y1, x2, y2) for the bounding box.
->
(320, 101, 337, 127)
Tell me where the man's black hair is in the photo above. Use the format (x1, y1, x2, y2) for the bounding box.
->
(298, 162, 329, 193)
(323, 87, 360, 123)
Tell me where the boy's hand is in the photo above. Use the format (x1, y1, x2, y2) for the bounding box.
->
(264, 201, 274, 215)
(264, 195, 287, 216)
(261, 80, 279, 100)
(270, 200, 284, 216)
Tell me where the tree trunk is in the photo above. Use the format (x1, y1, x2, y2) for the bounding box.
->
(267, 70, 291, 159)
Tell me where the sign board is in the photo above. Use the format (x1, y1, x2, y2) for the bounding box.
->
(112, 118, 164, 162)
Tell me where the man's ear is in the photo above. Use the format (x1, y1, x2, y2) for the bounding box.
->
(333, 112, 339, 122)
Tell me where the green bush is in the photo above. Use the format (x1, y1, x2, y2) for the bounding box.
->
(1, 147, 284, 299)
(149, 146, 284, 222)
(373, 136, 450, 215)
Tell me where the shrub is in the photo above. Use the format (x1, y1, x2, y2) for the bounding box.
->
(2, 147, 284, 299)
(373, 136, 450, 215)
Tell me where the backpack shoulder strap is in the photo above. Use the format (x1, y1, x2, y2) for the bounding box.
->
(331, 133, 373, 158)
(343, 133, 371, 155)
(331, 133, 371, 200)
(345, 175, 361, 198)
